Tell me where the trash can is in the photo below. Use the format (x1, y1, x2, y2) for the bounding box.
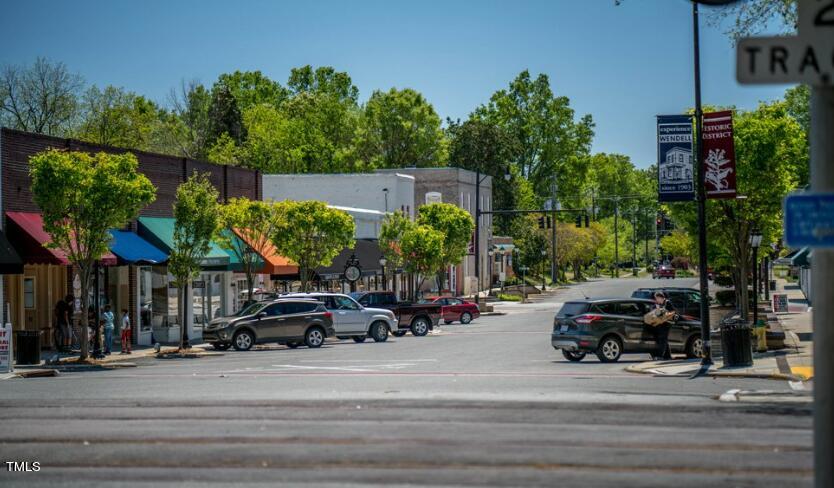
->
(14, 330, 42, 365)
(720, 320, 753, 367)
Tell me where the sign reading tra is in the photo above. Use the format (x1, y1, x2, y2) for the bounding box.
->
(737, 0, 834, 86)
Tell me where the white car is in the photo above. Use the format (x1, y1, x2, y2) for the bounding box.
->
(281, 293, 398, 343)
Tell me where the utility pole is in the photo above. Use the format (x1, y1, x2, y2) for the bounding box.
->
(631, 210, 637, 276)
(613, 197, 619, 278)
(474, 168, 481, 307)
(550, 180, 558, 284)
(692, 1, 712, 365)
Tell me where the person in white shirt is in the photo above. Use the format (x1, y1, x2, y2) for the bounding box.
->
(119, 309, 132, 354)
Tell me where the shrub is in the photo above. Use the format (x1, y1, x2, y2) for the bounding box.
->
(714, 274, 733, 287)
(646, 265, 655, 273)
(676, 269, 695, 277)
(670, 257, 690, 269)
(498, 293, 522, 302)
(715, 290, 736, 306)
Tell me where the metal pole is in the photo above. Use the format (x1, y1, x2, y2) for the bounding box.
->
(613, 198, 619, 278)
(692, 1, 712, 365)
(474, 168, 481, 307)
(551, 181, 558, 284)
(752, 245, 758, 327)
(632, 211, 637, 276)
(811, 85, 834, 488)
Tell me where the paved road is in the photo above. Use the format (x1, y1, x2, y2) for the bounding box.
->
(0, 277, 812, 487)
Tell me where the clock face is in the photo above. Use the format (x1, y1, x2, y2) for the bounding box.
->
(344, 265, 361, 282)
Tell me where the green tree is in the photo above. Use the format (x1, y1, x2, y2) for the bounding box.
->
(288, 65, 359, 104)
(216, 198, 282, 305)
(207, 83, 245, 146)
(379, 211, 412, 297)
(660, 230, 695, 263)
(416, 203, 475, 289)
(168, 173, 220, 349)
(705, 0, 797, 40)
(400, 224, 444, 299)
(163, 80, 212, 159)
(215, 70, 288, 112)
(356, 87, 447, 168)
(271, 201, 355, 292)
(0, 57, 84, 136)
(513, 218, 550, 285)
(475, 70, 594, 197)
(206, 132, 242, 166)
(29, 149, 156, 359)
(668, 100, 807, 318)
(76, 85, 163, 149)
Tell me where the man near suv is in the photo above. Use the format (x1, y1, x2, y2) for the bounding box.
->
(652, 292, 676, 360)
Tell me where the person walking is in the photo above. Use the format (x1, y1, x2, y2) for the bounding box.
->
(102, 305, 115, 355)
(652, 292, 676, 360)
(119, 309, 132, 354)
(55, 295, 73, 351)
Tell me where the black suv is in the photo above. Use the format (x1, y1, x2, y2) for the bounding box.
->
(551, 298, 704, 362)
(204, 299, 336, 351)
(631, 287, 704, 319)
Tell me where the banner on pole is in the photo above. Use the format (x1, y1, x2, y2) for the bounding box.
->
(657, 115, 695, 202)
(702, 110, 737, 199)
(0, 323, 11, 373)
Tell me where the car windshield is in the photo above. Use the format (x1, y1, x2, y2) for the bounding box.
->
(557, 302, 589, 318)
(236, 302, 268, 317)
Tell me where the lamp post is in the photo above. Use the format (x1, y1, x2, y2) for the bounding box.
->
(519, 266, 529, 303)
(488, 249, 494, 294)
(541, 249, 548, 291)
(379, 257, 387, 291)
(749, 229, 763, 327)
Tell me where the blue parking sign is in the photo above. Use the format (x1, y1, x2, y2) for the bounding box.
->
(784, 193, 834, 248)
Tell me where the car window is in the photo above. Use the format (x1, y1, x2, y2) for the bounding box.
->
(618, 302, 644, 317)
(591, 303, 618, 315)
(356, 294, 370, 306)
(238, 302, 267, 316)
(263, 303, 285, 316)
(631, 290, 652, 299)
(687, 292, 700, 303)
(448, 299, 462, 305)
(291, 302, 318, 313)
(334, 296, 360, 310)
(557, 302, 589, 318)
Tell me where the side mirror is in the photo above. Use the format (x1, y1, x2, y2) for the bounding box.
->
(257, 311, 267, 320)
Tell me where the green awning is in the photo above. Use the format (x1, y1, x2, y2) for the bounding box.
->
(137, 217, 230, 269)
(791, 247, 811, 267)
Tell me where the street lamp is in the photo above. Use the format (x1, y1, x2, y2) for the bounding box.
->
(749, 228, 763, 327)
(541, 249, 548, 291)
(379, 257, 387, 291)
(518, 266, 529, 303)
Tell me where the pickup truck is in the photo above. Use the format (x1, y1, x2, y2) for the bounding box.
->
(349, 291, 442, 337)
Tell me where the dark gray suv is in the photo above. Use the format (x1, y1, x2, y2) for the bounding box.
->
(204, 299, 336, 351)
(551, 298, 704, 362)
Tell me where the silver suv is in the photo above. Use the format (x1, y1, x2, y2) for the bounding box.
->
(282, 293, 398, 343)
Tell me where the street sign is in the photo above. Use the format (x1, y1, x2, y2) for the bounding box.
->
(783, 192, 834, 247)
(0, 322, 12, 373)
(737, 0, 834, 86)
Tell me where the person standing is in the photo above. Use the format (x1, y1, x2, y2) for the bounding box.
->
(102, 305, 115, 355)
(54, 295, 73, 351)
(652, 292, 676, 360)
(119, 308, 132, 354)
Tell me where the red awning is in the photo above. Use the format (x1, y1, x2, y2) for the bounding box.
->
(6, 212, 117, 266)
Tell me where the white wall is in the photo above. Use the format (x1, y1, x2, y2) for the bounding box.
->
(263, 173, 416, 219)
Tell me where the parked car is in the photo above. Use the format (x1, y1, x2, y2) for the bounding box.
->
(653, 265, 676, 279)
(551, 298, 704, 363)
(424, 297, 480, 324)
(283, 292, 398, 343)
(204, 299, 335, 351)
(348, 291, 442, 337)
(631, 287, 706, 319)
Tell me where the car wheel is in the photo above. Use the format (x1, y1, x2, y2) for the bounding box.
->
(286, 342, 299, 349)
(595, 335, 622, 363)
(686, 335, 704, 359)
(212, 342, 230, 351)
(392, 330, 407, 337)
(370, 321, 389, 343)
(304, 327, 325, 348)
(232, 330, 254, 351)
(562, 350, 586, 362)
(352, 336, 366, 343)
(411, 317, 430, 337)
(460, 312, 472, 324)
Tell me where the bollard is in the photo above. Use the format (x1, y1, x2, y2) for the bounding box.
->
(754, 320, 767, 353)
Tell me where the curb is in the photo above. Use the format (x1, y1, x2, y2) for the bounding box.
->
(624, 362, 804, 382)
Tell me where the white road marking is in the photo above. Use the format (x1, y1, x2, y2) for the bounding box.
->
(298, 359, 437, 363)
(788, 380, 808, 391)
(718, 389, 740, 402)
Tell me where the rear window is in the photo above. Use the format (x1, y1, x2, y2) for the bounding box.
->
(557, 302, 590, 318)
(591, 303, 618, 315)
(631, 290, 652, 299)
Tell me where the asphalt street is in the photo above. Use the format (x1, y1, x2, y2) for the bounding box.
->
(0, 277, 812, 487)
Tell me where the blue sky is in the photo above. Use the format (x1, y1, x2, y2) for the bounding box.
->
(1, 0, 794, 168)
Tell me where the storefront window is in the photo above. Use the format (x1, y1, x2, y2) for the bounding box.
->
(151, 266, 177, 327)
(23, 277, 35, 309)
(138, 266, 152, 332)
(193, 272, 225, 328)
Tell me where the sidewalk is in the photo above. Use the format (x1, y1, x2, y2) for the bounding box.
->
(626, 278, 814, 385)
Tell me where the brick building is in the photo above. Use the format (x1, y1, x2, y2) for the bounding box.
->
(0, 128, 261, 348)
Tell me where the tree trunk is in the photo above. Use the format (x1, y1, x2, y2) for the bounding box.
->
(79, 270, 91, 360)
(178, 283, 190, 350)
(245, 270, 254, 305)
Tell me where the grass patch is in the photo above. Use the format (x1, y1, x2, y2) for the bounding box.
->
(498, 293, 522, 302)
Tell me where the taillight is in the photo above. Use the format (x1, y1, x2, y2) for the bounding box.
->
(323, 311, 333, 319)
(575, 314, 602, 325)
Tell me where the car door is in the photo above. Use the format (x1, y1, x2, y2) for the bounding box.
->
(254, 303, 286, 341)
(274, 302, 310, 340)
(589, 302, 622, 340)
(331, 295, 366, 334)
(617, 301, 649, 351)
(685, 291, 702, 318)
(446, 298, 464, 321)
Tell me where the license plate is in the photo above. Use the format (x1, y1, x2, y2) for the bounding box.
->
(560, 325, 569, 332)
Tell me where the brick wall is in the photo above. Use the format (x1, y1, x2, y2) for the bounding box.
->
(1, 128, 260, 217)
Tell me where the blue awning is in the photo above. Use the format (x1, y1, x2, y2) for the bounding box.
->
(109, 230, 168, 265)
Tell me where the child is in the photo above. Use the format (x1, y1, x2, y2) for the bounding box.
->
(102, 305, 115, 355)
(120, 309, 132, 354)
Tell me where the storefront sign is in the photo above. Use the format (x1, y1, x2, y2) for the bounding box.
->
(192, 280, 206, 289)
(772, 294, 790, 313)
(657, 115, 695, 202)
(784, 193, 834, 248)
(702, 111, 737, 199)
(0, 322, 12, 373)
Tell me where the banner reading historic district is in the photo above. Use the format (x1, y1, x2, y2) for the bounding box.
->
(657, 115, 694, 202)
(702, 110, 737, 199)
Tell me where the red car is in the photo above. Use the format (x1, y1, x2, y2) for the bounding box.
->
(653, 265, 676, 279)
(431, 297, 480, 324)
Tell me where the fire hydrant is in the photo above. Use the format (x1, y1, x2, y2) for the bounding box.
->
(754, 320, 768, 353)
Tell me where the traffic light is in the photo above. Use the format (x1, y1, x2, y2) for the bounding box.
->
(575, 215, 582, 228)
(546, 216, 552, 229)
(538, 216, 545, 229)
(584, 214, 590, 227)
